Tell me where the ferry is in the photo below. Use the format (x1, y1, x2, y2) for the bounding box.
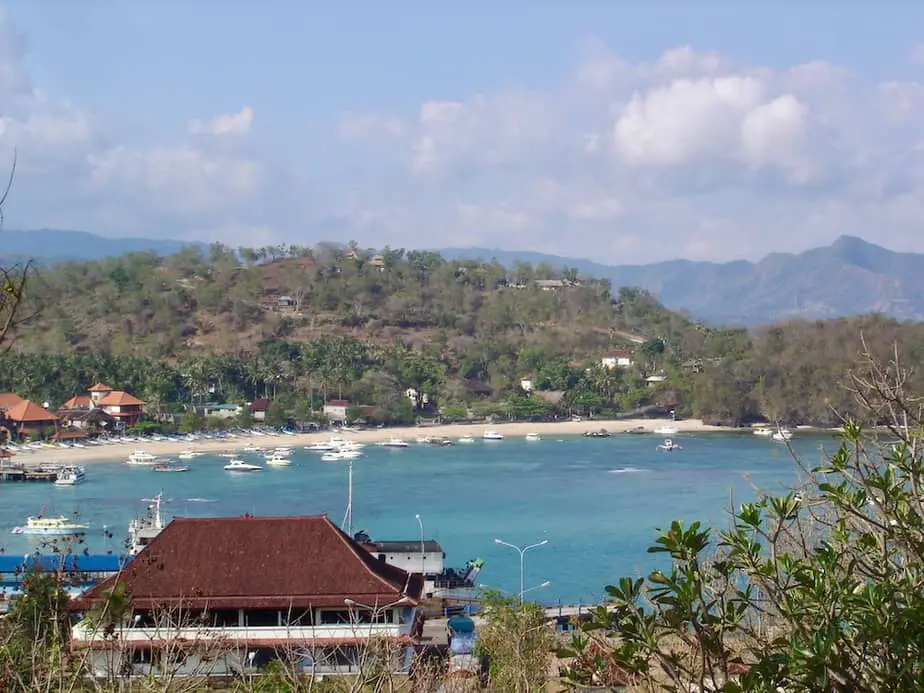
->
(54, 465, 87, 486)
(11, 515, 89, 536)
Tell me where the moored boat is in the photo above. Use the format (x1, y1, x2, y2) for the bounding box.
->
(525, 433, 541, 442)
(54, 466, 87, 486)
(127, 450, 158, 465)
(223, 459, 262, 472)
(483, 430, 504, 441)
(657, 438, 682, 452)
(153, 461, 190, 472)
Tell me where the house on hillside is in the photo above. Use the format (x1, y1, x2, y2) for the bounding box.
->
(323, 399, 351, 422)
(601, 349, 634, 369)
(250, 398, 270, 421)
(3, 400, 57, 439)
(200, 403, 243, 420)
(68, 514, 424, 678)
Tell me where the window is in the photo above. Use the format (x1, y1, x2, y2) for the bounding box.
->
(283, 609, 314, 627)
(244, 610, 279, 627)
(207, 609, 239, 627)
(318, 609, 352, 625)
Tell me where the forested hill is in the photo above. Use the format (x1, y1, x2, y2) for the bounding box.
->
(4, 242, 924, 429)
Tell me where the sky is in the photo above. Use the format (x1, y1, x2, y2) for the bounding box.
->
(2, 2, 924, 264)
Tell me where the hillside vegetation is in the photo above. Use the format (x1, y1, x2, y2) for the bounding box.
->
(3, 242, 923, 427)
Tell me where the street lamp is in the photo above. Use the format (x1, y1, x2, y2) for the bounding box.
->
(415, 514, 425, 576)
(494, 538, 549, 603)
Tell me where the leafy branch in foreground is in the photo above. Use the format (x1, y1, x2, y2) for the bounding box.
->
(0, 150, 36, 351)
(560, 344, 924, 692)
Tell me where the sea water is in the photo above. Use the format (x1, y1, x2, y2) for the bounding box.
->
(0, 433, 839, 605)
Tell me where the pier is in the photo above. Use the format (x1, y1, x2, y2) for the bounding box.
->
(0, 464, 60, 483)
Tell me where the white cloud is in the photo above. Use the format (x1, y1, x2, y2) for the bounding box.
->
(189, 106, 254, 136)
(336, 42, 924, 261)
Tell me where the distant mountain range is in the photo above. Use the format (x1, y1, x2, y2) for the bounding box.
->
(441, 235, 924, 325)
(0, 229, 199, 264)
(2, 228, 922, 325)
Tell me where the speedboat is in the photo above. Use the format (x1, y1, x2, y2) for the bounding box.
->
(657, 438, 682, 452)
(223, 459, 262, 472)
(772, 428, 793, 442)
(378, 438, 409, 448)
(12, 515, 89, 536)
(127, 450, 158, 465)
(305, 441, 336, 451)
(177, 450, 203, 460)
(653, 425, 679, 436)
(483, 430, 504, 441)
(457, 436, 475, 444)
(525, 433, 541, 442)
(54, 466, 87, 486)
(265, 453, 292, 467)
(153, 461, 189, 472)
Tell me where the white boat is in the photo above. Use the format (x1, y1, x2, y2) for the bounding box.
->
(752, 426, 774, 437)
(128, 493, 164, 555)
(457, 436, 475, 444)
(54, 466, 87, 486)
(320, 450, 363, 462)
(127, 450, 158, 465)
(378, 437, 409, 448)
(265, 454, 292, 467)
(657, 438, 683, 452)
(242, 444, 262, 452)
(224, 459, 262, 472)
(415, 436, 432, 444)
(483, 430, 504, 441)
(772, 428, 793, 442)
(653, 425, 678, 436)
(274, 446, 293, 455)
(305, 441, 336, 451)
(11, 515, 89, 536)
(525, 433, 541, 442)
(177, 450, 203, 460)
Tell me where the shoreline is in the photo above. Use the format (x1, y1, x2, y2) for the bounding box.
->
(6, 418, 738, 465)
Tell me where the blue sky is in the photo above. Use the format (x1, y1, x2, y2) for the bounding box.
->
(2, 2, 924, 263)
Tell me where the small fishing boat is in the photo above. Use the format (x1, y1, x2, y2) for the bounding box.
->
(772, 428, 793, 442)
(320, 450, 362, 462)
(653, 425, 679, 436)
(584, 429, 612, 438)
(525, 433, 541, 442)
(153, 461, 190, 473)
(483, 430, 504, 441)
(752, 426, 773, 437)
(378, 438, 409, 448)
(177, 450, 203, 460)
(223, 459, 262, 472)
(657, 438, 682, 452)
(457, 435, 475, 444)
(265, 453, 292, 467)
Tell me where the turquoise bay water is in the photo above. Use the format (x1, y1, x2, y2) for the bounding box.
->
(0, 433, 837, 605)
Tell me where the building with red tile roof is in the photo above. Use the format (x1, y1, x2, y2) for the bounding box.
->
(2, 400, 58, 438)
(70, 514, 423, 677)
(0, 392, 23, 412)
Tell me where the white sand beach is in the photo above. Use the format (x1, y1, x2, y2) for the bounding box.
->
(6, 418, 728, 465)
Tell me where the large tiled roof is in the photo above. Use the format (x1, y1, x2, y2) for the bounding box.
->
(0, 392, 23, 411)
(4, 400, 57, 423)
(61, 395, 92, 410)
(71, 515, 423, 610)
(88, 383, 112, 392)
(96, 391, 144, 407)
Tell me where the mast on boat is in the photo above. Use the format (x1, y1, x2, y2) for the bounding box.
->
(341, 460, 353, 536)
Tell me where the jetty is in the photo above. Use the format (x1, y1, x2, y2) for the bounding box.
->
(0, 463, 60, 483)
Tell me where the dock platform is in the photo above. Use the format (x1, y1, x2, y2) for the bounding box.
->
(0, 465, 59, 482)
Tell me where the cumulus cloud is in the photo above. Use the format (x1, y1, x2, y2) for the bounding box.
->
(189, 106, 254, 136)
(336, 41, 924, 261)
(0, 12, 269, 238)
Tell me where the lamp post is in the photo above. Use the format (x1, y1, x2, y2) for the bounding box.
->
(415, 514, 425, 576)
(494, 538, 549, 603)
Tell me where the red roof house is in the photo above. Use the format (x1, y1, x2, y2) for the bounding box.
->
(0, 392, 24, 412)
(3, 400, 57, 438)
(95, 390, 145, 426)
(70, 514, 423, 677)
